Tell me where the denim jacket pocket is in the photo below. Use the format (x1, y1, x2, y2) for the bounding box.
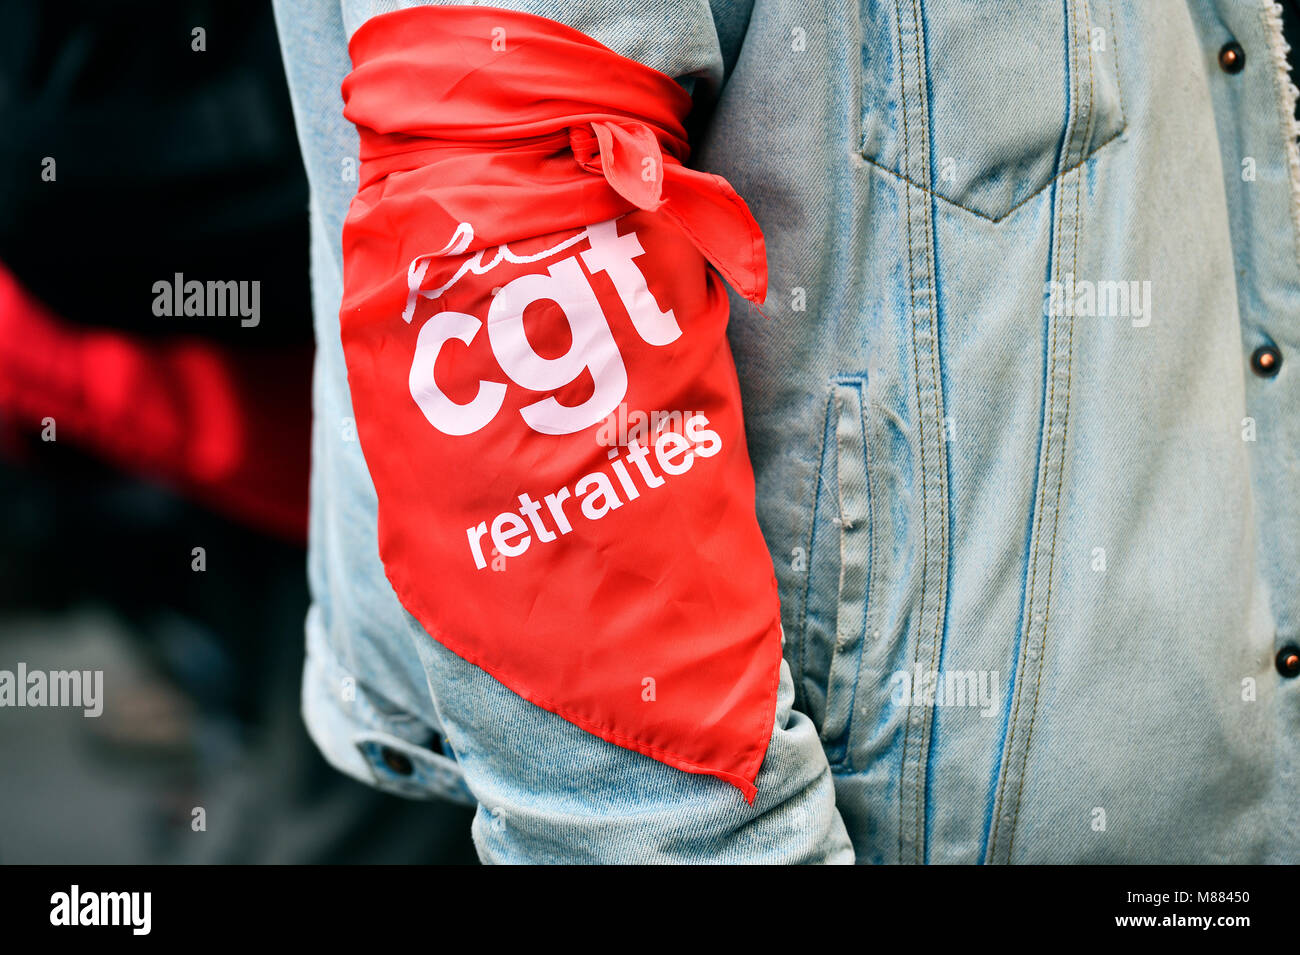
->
(816, 376, 874, 764)
(858, 0, 1126, 221)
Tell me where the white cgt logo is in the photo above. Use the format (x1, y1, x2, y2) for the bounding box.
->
(406, 218, 681, 436)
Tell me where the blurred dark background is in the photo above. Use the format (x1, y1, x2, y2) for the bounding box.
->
(0, 0, 477, 863)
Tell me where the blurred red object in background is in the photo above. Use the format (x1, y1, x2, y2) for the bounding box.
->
(0, 261, 310, 541)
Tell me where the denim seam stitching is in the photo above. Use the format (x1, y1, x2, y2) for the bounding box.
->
(892, 0, 930, 866)
(988, 0, 1087, 862)
(855, 128, 1123, 225)
(796, 390, 836, 713)
(852, 377, 878, 773)
(1003, 0, 1093, 860)
(989, 0, 1079, 861)
(911, 0, 951, 864)
(826, 383, 852, 761)
(1105, 0, 1127, 125)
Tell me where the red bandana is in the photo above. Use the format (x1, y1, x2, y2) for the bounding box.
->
(340, 5, 779, 800)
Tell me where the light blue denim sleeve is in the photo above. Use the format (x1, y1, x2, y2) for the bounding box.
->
(272, 0, 854, 863)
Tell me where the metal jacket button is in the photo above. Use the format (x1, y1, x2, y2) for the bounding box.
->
(1219, 41, 1245, 73)
(381, 746, 414, 775)
(1278, 646, 1300, 679)
(1251, 344, 1281, 377)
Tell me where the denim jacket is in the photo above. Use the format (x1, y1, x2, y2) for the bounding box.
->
(273, 0, 1300, 863)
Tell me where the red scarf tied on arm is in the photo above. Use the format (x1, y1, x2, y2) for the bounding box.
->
(341, 5, 780, 800)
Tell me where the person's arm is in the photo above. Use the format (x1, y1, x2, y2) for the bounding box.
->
(275, 0, 853, 863)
